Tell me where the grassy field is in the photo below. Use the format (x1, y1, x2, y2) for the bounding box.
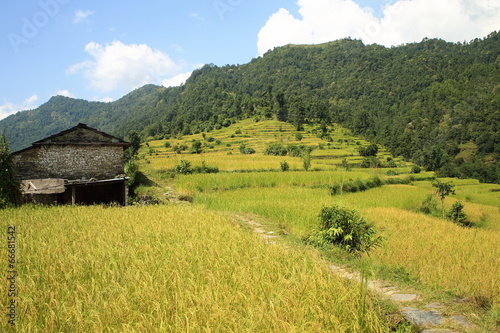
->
(4, 119, 499, 331)
(134, 119, 500, 331)
(0, 205, 397, 332)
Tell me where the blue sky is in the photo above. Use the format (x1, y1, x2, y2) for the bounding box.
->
(1, 0, 498, 120)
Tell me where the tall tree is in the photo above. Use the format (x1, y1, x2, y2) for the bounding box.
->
(0, 135, 21, 208)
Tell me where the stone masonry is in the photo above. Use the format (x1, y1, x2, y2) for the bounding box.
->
(12, 123, 130, 181)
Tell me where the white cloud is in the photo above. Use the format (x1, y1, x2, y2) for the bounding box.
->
(73, 10, 94, 24)
(0, 94, 39, 121)
(101, 97, 114, 103)
(67, 41, 183, 96)
(257, 0, 500, 54)
(54, 90, 75, 98)
(162, 72, 193, 88)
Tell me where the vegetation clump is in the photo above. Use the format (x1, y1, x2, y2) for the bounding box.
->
(279, 161, 290, 172)
(432, 180, 456, 218)
(239, 144, 256, 155)
(174, 160, 193, 175)
(307, 205, 382, 254)
(447, 201, 471, 227)
(358, 143, 379, 157)
(329, 177, 382, 195)
(0, 135, 21, 208)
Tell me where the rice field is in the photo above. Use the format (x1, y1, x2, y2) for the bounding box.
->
(140, 119, 406, 173)
(0, 205, 396, 332)
(194, 183, 500, 328)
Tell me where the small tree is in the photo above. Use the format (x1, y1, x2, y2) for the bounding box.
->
(341, 158, 350, 171)
(447, 201, 470, 227)
(280, 161, 290, 172)
(127, 130, 141, 156)
(0, 135, 21, 208)
(302, 151, 312, 171)
(432, 180, 456, 219)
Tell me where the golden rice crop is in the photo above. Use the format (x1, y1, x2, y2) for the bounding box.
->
(0, 205, 391, 332)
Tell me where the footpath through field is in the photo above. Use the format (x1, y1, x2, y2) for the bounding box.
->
(232, 213, 476, 333)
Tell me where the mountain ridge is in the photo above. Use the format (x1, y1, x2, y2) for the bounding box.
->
(1, 32, 498, 182)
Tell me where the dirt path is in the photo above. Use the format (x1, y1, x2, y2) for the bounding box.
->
(232, 213, 477, 333)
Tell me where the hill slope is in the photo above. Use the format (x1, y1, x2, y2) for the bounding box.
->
(1, 32, 498, 182)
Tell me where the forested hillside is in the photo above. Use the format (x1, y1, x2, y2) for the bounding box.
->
(1, 32, 498, 182)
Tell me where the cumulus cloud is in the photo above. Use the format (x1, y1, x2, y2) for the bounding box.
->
(257, 0, 500, 54)
(67, 41, 183, 96)
(73, 10, 94, 24)
(54, 90, 75, 98)
(0, 94, 39, 121)
(162, 72, 193, 88)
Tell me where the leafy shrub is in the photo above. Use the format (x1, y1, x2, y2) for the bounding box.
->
(280, 161, 290, 172)
(410, 165, 422, 174)
(174, 160, 192, 175)
(264, 143, 288, 156)
(447, 201, 471, 227)
(386, 170, 398, 176)
(302, 151, 312, 171)
(308, 205, 382, 254)
(164, 141, 171, 148)
(358, 144, 378, 157)
(239, 144, 256, 154)
(329, 177, 382, 195)
(192, 161, 219, 174)
(189, 140, 203, 154)
(295, 133, 303, 141)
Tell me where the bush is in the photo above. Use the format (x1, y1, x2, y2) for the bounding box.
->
(302, 151, 312, 171)
(239, 144, 256, 155)
(358, 144, 378, 157)
(173, 160, 192, 175)
(264, 143, 288, 156)
(192, 161, 219, 174)
(410, 165, 422, 174)
(189, 140, 203, 154)
(447, 201, 471, 227)
(329, 177, 382, 195)
(280, 161, 290, 172)
(164, 141, 171, 148)
(308, 205, 382, 254)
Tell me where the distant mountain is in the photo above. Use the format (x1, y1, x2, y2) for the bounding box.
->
(1, 31, 499, 182)
(0, 84, 172, 151)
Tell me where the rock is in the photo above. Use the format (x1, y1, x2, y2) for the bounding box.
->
(402, 307, 445, 326)
(391, 293, 417, 302)
(451, 315, 473, 328)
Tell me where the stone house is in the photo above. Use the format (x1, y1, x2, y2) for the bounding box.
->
(12, 123, 131, 205)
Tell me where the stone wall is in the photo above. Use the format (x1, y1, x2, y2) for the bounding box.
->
(13, 144, 125, 180)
